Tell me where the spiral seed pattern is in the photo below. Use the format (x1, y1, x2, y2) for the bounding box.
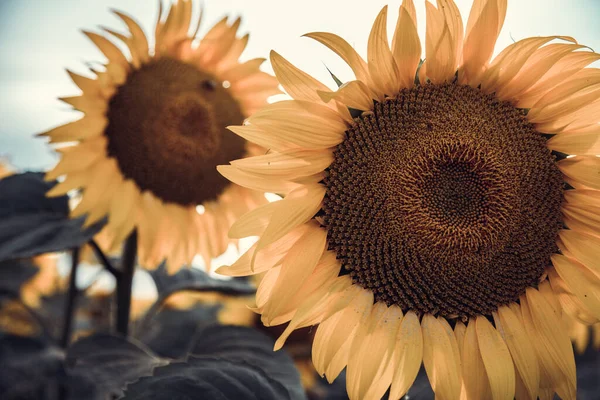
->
(323, 83, 564, 318)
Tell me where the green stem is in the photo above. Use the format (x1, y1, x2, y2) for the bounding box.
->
(116, 230, 137, 336)
(60, 247, 80, 348)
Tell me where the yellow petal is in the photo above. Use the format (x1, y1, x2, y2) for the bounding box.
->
(547, 130, 600, 155)
(303, 32, 370, 83)
(461, 0, 506, 85)
(516, 51, 600, 108)
(313, 288, 374, 380)
(389, 311, 423, 399)
(268, 251, 341, 325)
(270, 50, 332, 104)
(228, 201, 276, 239)
(82, 31, 130, 70)
(391, 0, 421, 89)
(107, 179, 138, 240)
(367, 6, 400, 99)
(221, 58, 265, 82)
(528, 68, 600, 120)
(227, 124, 298, 152)
(498, 44, 587, 101)
(558, 156, 600, 189)
(462, 318, 491, 399)
(58, 95, 108, 116)
(262, 225, 327, 323)
(231, 148, 332, 180)
(217, 225, 307, 276)
(476, 316, 515, 400)
(274, 276, 352, 350)
(112, 10, 150, 63)
(347, 303, 402, 400)
(318, 80, 374, 111)
(562, 202, 600, 238)
(423, 0, 461, 84)
(230, 71, 281, 98)
(217, 165, 300, 194)
(552, 254, 600, 319)
(39, 116, 107, 143)
(255, 184, 325, 253)
(422, 313, 461, 400)
(548, 267, 599, 325)
(71, 158, 119, 218)
(218, 33, 250, 71)
(564, 188, 600, 206)
(45, 137, 107, 180)
(481, 36, 574, 94)
(309, 284, 365, 370)
(247, 100, 347, 150)
(523, 289, 576, 400)
(494, 305, 540, 400)
(255, 266, 280, 310)
(559, 229, 600, 277)
(66, 70, 102, 97)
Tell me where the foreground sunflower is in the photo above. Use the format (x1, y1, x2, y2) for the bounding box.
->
(217, 0, 600, 399)
(41, 0, 277, 270)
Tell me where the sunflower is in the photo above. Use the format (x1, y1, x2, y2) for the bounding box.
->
(217, 0, 600, 399)
(40, 0, 278, 270)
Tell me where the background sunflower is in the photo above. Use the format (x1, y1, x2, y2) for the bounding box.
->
(39, 0, 277, 270)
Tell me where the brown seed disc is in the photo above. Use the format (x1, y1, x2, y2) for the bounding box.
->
(323, 83, 564, 318)
(104, 57, 246, 205)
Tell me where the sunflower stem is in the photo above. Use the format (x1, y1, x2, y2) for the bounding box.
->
(60, 247, 80, 348)
(89, 239, 121, 278)
(115, 230, 137, 336)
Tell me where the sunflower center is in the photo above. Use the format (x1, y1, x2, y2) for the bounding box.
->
(104, 57, 246, 205)
(323, 83, 564, 318)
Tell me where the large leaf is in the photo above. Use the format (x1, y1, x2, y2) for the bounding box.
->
(66, 333, 167, 398)
(190, 325, 306, 400)
(137, 265, 255, 356)
(136, 306, 221, 359)
(121, 357, 290, 400)
(0, 334, 64, 400)
(576, 340, 600, 400)
(0, 172, 106, 261)
(149, 262, 255, 296)
(0, 259, 39, 295)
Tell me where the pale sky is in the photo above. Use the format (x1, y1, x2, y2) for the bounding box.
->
(1, 0, 599, 170)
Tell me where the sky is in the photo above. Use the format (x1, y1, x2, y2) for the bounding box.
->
(1, 0, 599, 170)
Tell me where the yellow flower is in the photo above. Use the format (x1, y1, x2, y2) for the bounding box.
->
(218, 1, 600, 399)
(41, 0, 278, 271)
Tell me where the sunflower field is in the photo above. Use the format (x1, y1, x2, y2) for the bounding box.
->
(2, 0, 600, 399)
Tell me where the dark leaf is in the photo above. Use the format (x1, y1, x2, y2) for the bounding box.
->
(307, 372, 348, 400)
(576, 342, 600, 400)
(136, 306, 221, 359)
(0, 172, 106, 262)
(66, 333, 167, 398)
(402, 366, 434, 400)
(0, 259, 39, 294)
(121, 356, 290, 400)
(190, 325, 306, 400)
(0, 334, 64, 400)
(149, 262, 255, 296)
